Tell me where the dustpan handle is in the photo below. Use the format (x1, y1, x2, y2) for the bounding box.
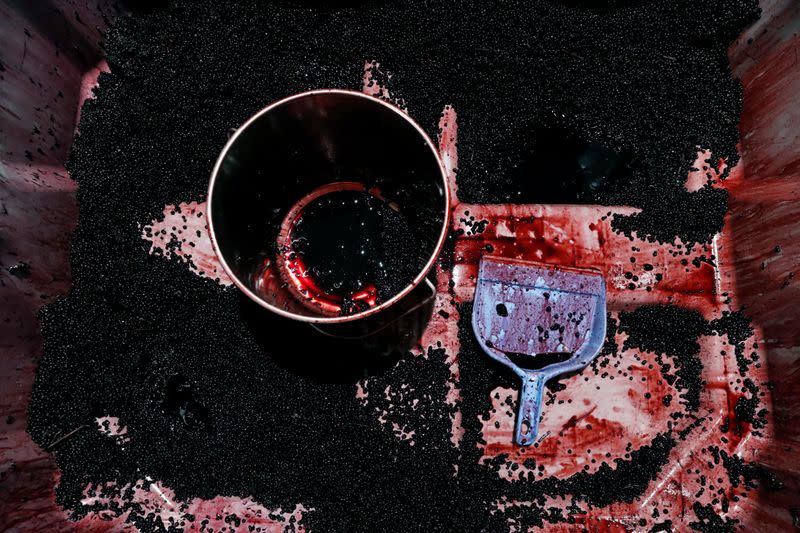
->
(516, 372, 547, 446)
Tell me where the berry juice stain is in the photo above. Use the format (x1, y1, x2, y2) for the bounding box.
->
(283, 190, 418, 316)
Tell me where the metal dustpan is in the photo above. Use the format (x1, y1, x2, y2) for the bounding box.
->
(472, 256, 607, 446)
